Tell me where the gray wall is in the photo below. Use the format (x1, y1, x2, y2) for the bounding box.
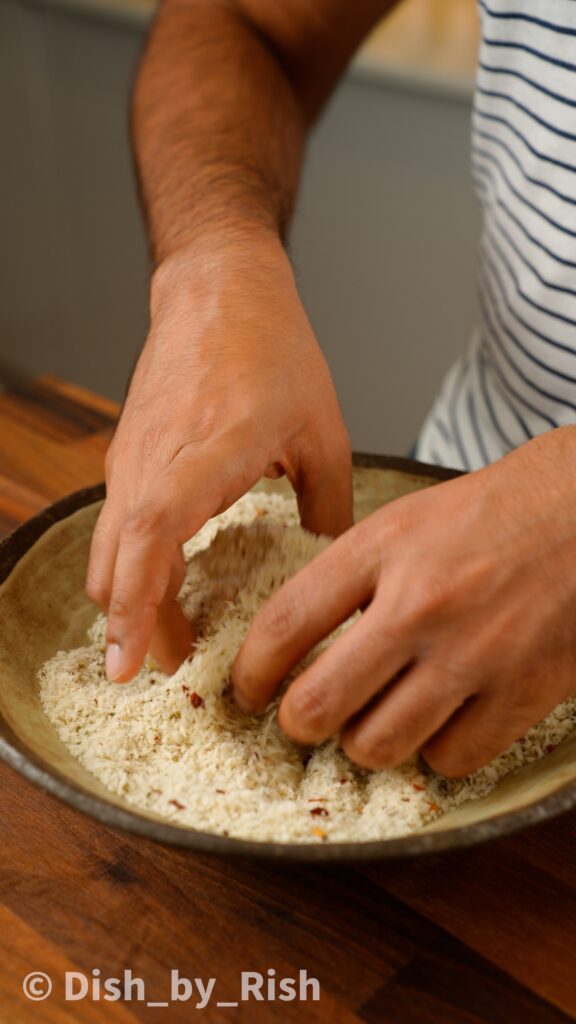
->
(0, 0, 480, 454)
(0, 0, 149, 395)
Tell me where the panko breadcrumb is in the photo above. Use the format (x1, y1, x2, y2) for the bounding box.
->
(38, 493, 576, 843)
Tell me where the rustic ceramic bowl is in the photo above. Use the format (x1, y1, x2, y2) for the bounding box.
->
(1, 455, 575, 862)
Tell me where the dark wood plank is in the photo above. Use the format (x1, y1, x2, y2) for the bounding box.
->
(360, 933, 573, 1024)
(0, 375, 117, 527)
(0, 375, 118, 443)
(363, 814, 576, 1017)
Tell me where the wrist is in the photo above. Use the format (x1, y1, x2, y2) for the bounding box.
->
(150, 226, 288, 320)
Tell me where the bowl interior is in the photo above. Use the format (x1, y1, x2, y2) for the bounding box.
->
(1, 462, 575, 850)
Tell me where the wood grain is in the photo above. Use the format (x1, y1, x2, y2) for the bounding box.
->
(0, 375, 117, 535)
(0, 377, 575, 1023)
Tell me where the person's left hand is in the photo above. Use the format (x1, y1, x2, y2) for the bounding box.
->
(232, 426, 576, 777)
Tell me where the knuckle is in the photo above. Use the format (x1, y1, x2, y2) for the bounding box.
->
(423, 737, 481, 779)
(342, 729, 400, 770)
(435, 658, 474, 702)
(394, 571, 455, 634)
(415, 573, 453, 619)
(107, 590, 134, 620)
(360, 595, 403, 648)
(281, 681, 330, 741)
(124, 504, 166, 540)
(258, 592, 299, 646)
(188, 402, 219, 444)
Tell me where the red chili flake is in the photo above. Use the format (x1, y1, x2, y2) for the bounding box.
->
(153, 734, 161, 744)
(312, 827, 327, 840)
(310, 807, 329, 817)
(428, 802, 440, 813)
(547, 744, 556, 754)
(412, 783, 425, 792)
(182, 684, 190, 694)
(169, 799, 186, 810)
(93, 698, 99, 706)
(216, 789, 226, 794)
(189, 692, 204, 708)
(338, 777, 348, 785)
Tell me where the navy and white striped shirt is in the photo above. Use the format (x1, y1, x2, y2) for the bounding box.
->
(415, 0, 576, 470)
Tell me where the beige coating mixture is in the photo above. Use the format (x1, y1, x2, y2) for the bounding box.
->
(38, 493, 576, 843)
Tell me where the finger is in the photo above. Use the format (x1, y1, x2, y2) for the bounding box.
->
(290, 434, 353, 538)
(340, 661, 472, 770)
(105, 445, 263, 681)
(147, 548, 195, 676)
(86, 498, 122, 610)
(422, 688, 552, 778)
(277, 603, 410, 745)
(105, 523, 178, 682)
(231, 524, 378, 712)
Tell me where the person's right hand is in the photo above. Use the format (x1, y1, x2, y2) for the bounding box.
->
(86, 232, 352, 684)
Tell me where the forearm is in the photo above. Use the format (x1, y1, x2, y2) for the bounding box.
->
(133, 0, 397, 265)
(133, 0, 307, 263)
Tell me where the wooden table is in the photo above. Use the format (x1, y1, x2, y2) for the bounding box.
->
(0, 375, 575, 1023)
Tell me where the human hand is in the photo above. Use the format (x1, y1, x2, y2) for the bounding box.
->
(232, 427, 576, 777)
(86, 233, 352, 682)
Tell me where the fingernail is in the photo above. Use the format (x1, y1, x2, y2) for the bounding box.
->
(106, 643, 124, 682)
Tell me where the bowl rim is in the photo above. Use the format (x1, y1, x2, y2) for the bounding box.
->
(1, 453, 575, 861)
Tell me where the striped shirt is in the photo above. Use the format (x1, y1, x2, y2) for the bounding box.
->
(415, 0, 576, 471)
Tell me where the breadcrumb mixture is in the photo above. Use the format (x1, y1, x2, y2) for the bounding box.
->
(39, 493, 576, 844)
